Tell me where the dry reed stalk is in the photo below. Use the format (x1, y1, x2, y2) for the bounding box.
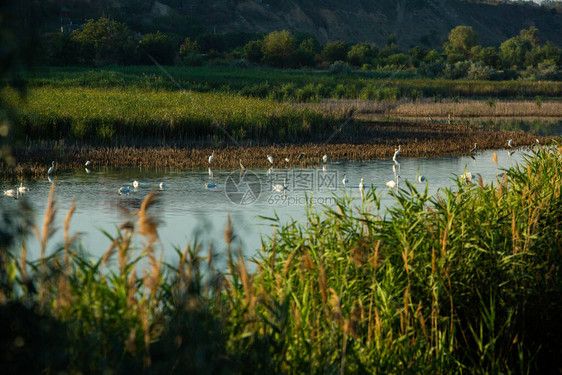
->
(328, 288, 343, 324)
(237, 249, 255, 311)
(63, 199, 77, 271)
(137, 193, 160, 244)
(369, 240, 381, 274)
(416, 301, 428, 341)
(282, 246, 299, 276)
(127, 268, 137, 307)
(374, 308, 381, 346)
(125, 328, 137, 355)
(317, 257, 328, 306)
(118, 221, 134, 273)
(37, 183, 57, 265)
(344, 301, 363, 340)
(402, 247, 410, 275)
(492, 152, 498, 165)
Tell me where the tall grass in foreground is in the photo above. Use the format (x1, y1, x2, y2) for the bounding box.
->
(4, 86, 344, 144)
(1, 146, 562, 373)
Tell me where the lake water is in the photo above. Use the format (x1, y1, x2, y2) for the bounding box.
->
(1, 148, 534, 261)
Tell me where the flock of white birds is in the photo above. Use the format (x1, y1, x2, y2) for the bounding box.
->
(3, 138, 532, 199)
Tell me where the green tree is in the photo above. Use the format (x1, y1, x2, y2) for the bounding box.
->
(423, 49, 443, 64)
(476, 47, 501, 69)
(321, 40, 348, 64)
(261, 30, 297, 68)
(347, 42, 378, 67)
(444, 26, 478, 57)
(180, 37, 199, 55)
(295, 38, 318, 67)
(243, 40, 263, 64)
(385, 53, 410, 67)
(500, 27, 541, 69)
(139, 31, 176, 65)
(500, 37, 526, 68)
(536, 41, 561, 65)
(72, 17, 138, 65)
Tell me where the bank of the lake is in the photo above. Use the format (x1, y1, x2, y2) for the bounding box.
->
(4, 120, 547, 179)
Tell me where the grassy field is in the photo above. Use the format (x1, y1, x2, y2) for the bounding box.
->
(5, 86, 344, 144)
(24, 65, 562, 101)
(1, 146, 561, 373)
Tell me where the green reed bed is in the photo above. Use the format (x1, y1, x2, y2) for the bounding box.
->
(25, 66, 562, 101)
(4, 86, 343, 144)
(1, 146, 561, 373)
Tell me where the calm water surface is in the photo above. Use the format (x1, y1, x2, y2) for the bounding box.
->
(1, 149, 533, 260)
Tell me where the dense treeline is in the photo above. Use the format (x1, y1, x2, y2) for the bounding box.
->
(43, 17, 561, 81)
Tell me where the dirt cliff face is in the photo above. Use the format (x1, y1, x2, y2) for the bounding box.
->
(187, 0, 562, 47)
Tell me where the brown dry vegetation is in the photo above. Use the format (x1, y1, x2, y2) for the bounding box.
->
(4, 120, 546, 179)
(315, 99, 562, 118)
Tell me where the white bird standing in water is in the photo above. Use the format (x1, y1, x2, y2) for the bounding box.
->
(342, 174, 348, 187)
(18, 183, 30, 193)
(392, 145, 401, 164)
(507, 139, 513, 148)
(359, 178, 365, 191)
(208, 151, 214, 164)
(272, 178, 287, 192)
(47, 161, 55, 175)
(322, 154, 328, 163)
(208, 167, 213, 177)
(267, 155, 273, 165)
(386, 180, 396, 189)
(133, 180, 139, 188)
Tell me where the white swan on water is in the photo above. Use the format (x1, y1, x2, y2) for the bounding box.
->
(208, 151, 214, 164)
(386, 180, 396, 189)
(133, 180, 139, 188)
(18, 183, 30, 193)
(272, 178, 287, 192)
(4, 188, 17, 197)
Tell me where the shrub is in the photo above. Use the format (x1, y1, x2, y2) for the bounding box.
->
(329, 60, 352, 75)
(321, 41, 349, 64)
(467, 61, 496, 80)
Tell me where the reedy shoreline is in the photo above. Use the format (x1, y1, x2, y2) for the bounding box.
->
(3, 121, 546, 179)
